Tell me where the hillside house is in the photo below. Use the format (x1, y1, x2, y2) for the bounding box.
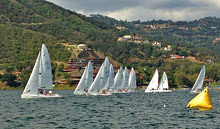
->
(163, 45, 172, 51)
(77, 44, 88, 50)
(12, 72, 21, 76)
(213, 37, 220, 44)
(115, 26, 126, 30)
(152, 41, 161, 47)
(117, 37, 127, 42)
(63, 58, 104, 72)
(204, 79, 214, 84)
(123, 35, 132, 39)
(170, 54, 184, 59)
(131, 35, 143, 41)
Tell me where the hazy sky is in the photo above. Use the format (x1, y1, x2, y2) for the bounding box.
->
(46, 0, 220, 21)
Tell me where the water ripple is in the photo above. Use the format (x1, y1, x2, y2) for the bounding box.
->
(0, 90, 219, 128)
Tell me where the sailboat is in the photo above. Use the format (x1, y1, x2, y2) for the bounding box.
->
(127, 68, 136, 92)
(74, 61, 93, 95)
(145, 69, 159, 93)
(21, 44, 61, 99)
(87, 57, 110, 95)
(190, 65, 205, 93)
(158, 72, 171, 92)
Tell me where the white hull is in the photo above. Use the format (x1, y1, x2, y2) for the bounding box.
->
(99, 92, 112, 96)
(190, 90, 201, 94)
(21, 94, 61, 99)
(145, 89, 171, 93)
(145, 89, 160, 93)
(73, 91, 86, 95)
(86, 92, 112, 96)
(115, 90, 128, 93)
(158, 90, 172, 93)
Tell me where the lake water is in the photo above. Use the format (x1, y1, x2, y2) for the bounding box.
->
(0, 90, 219, 128)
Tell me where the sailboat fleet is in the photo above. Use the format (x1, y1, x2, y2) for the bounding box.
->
(21, 44, 209, 101)
(78, 57, 137, 96)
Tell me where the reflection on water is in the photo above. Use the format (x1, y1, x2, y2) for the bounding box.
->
(0, 90, 219, 128)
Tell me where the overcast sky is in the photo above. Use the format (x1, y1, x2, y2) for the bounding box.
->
(46, 0, 220, 21)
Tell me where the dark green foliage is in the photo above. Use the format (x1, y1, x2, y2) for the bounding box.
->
(1, 73, 20, 87)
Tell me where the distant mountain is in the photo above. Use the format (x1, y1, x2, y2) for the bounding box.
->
(91, 15, 220, 55)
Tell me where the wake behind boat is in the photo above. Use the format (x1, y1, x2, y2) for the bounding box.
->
(21, 44, 61, 99)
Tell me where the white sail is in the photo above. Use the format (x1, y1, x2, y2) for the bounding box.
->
(128, 68, 136, 90)
(119, 67, 129, 89)
(158, 72, 169, 91)
(74, 61, 93, 95)
(111, 69, 119, 89)
(113, 66, 123, 89)
(85, 61, 93, 87)
(38, 44, 52, 90)
(22, 52, 41, 95)
(145, 69, 159, 92)
(88, 64, 104, 95)
(129, 68, 137, 89)
(99, 57, 110, 90)
(103, 64, 114, 90)
(190, 65, 206, 93)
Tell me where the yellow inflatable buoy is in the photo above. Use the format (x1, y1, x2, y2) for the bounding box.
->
(187, 87, 213, 111)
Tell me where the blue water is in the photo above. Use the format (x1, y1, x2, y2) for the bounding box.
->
(0, 90, 219, 128)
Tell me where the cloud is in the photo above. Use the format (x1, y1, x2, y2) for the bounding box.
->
(46, 0, 220, 21)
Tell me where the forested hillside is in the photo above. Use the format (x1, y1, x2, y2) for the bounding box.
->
(0, 0, 220, 88)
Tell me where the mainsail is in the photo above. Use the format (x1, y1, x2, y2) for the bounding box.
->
(119, 67, 129, 89)
(103, 64, 114, 90)
(190, 65, 206, 93)
(113, 66, 123, 89)
(88, 64, 103, 95)
(128, 68, 136, 90)
(158, 72, 169, 91)
(74, 61, 93, 94)
(99, 57, 110, 90)
(145, 69, 159, 92)
(39, 44, 53, 90)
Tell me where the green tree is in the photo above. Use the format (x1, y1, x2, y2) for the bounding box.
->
(1, 73, 19, 87)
